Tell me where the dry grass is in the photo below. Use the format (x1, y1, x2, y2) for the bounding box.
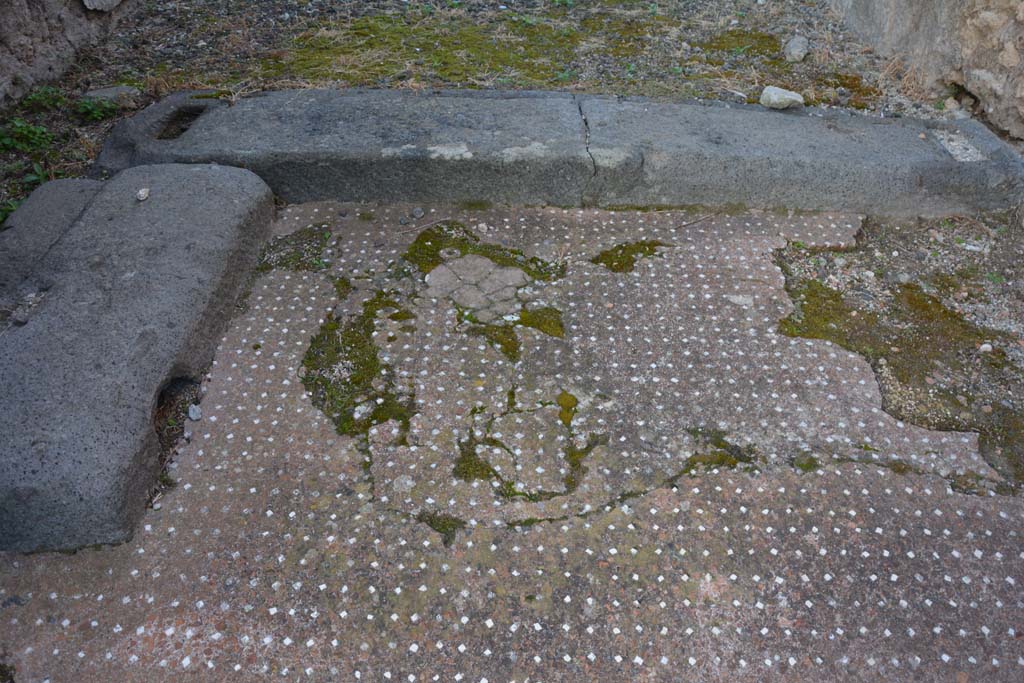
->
(880, 55, 929, 100)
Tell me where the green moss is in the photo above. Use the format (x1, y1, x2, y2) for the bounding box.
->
(404, 221, 565, 281)
(463, 304, 564, 362)
(449, 394, 606, 501)
(301, 290, 415, 441)
(468, 323, 521, 361)
(696, 29, 781, 58)
(814, 72, 881, 109)
(457, 199, 494, 211)
(416, 511, 466, 547)
(357, 211, 376, 221)
(777, 279, 875, 347)
(333, 276, 353, 300)
(556, 390, 578, 428)
(684, 450, 739, 472)
(887, 460, 914, 475)
(261, 13, 581, 87)
(518, 306, 565, 338)
(579, 13, 675, 58)
(683, 428, 759, 474)
(257, 226, 332, 273)
(591, 240, 668, 273)
(562, 433, 609, 492)
(792, 453, 820, 473)
(979, 408, 1024, 485)
(948, 471, 989, 496)
(388, 309, 416, 322)
(890, 284, 1009, 380)
(453, 436, 500, 481)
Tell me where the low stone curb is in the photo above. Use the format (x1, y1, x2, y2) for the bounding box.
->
(0, 164, 273, 552)
(94, 89, 1024, 216)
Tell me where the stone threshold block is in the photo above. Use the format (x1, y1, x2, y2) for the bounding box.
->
(93, 88, 1024, 216)
(0, 164, 274, 552)
(95, 89, 594, 208)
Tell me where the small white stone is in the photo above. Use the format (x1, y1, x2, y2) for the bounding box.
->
(979, 343, 993, 353)
(136, 188, 150, 201)
(760, 86, 804, 110)
(187, 404, 202, 421)
(784, 36, 809, 63)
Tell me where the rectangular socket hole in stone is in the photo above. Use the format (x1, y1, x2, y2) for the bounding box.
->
(157, 107, 204, 140)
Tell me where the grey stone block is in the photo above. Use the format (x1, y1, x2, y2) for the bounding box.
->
(578, 95, 1024, 215)
(94, 89, 593, 206)
(94, 89, 1024, 216)
(0, 178, 103, 298)
(0, 164, 274, 552)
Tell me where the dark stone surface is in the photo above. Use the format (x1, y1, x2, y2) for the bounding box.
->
(0, 178, 103, 297)
(94, 89, 1024, 216)
(579, 95, 1024, 215)
(95, 89, 593, 206)
(0, 164, 274, 552)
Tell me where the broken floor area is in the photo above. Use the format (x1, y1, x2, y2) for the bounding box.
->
(1, 205, 1023, 682)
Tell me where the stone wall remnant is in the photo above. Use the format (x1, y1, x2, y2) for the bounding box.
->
(0, 0, 127, 108)
(831, 0, 1024, 139)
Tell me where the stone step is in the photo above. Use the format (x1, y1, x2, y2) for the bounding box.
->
(94, 89, 1024, 216)
(0, 164, 274, 552)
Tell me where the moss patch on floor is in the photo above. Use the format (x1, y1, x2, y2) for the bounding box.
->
(450, 390, 606, 504)
(453, 434, 502, 482)
(463, 305, 564, 362)
(683, 427, 760, 474)
(592, 240, 669, 273)
(579, 11, 677, 59)
(518, 306, 565, 338)
(811, 72, 881, 110)
(468, 323, 521, 362)
(416, 510, 466, 547)
(792, 453, 820, 473)
(404, 221, 565, 281)
(333, 276, 353, 300)
(561, 433, 608, 493)
(301, 289, 416, 442)
(257, 225, 332, 273)
(557, 390, 578, 428)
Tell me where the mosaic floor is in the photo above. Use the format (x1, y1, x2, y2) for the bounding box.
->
(1, 205, 1022, 682)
